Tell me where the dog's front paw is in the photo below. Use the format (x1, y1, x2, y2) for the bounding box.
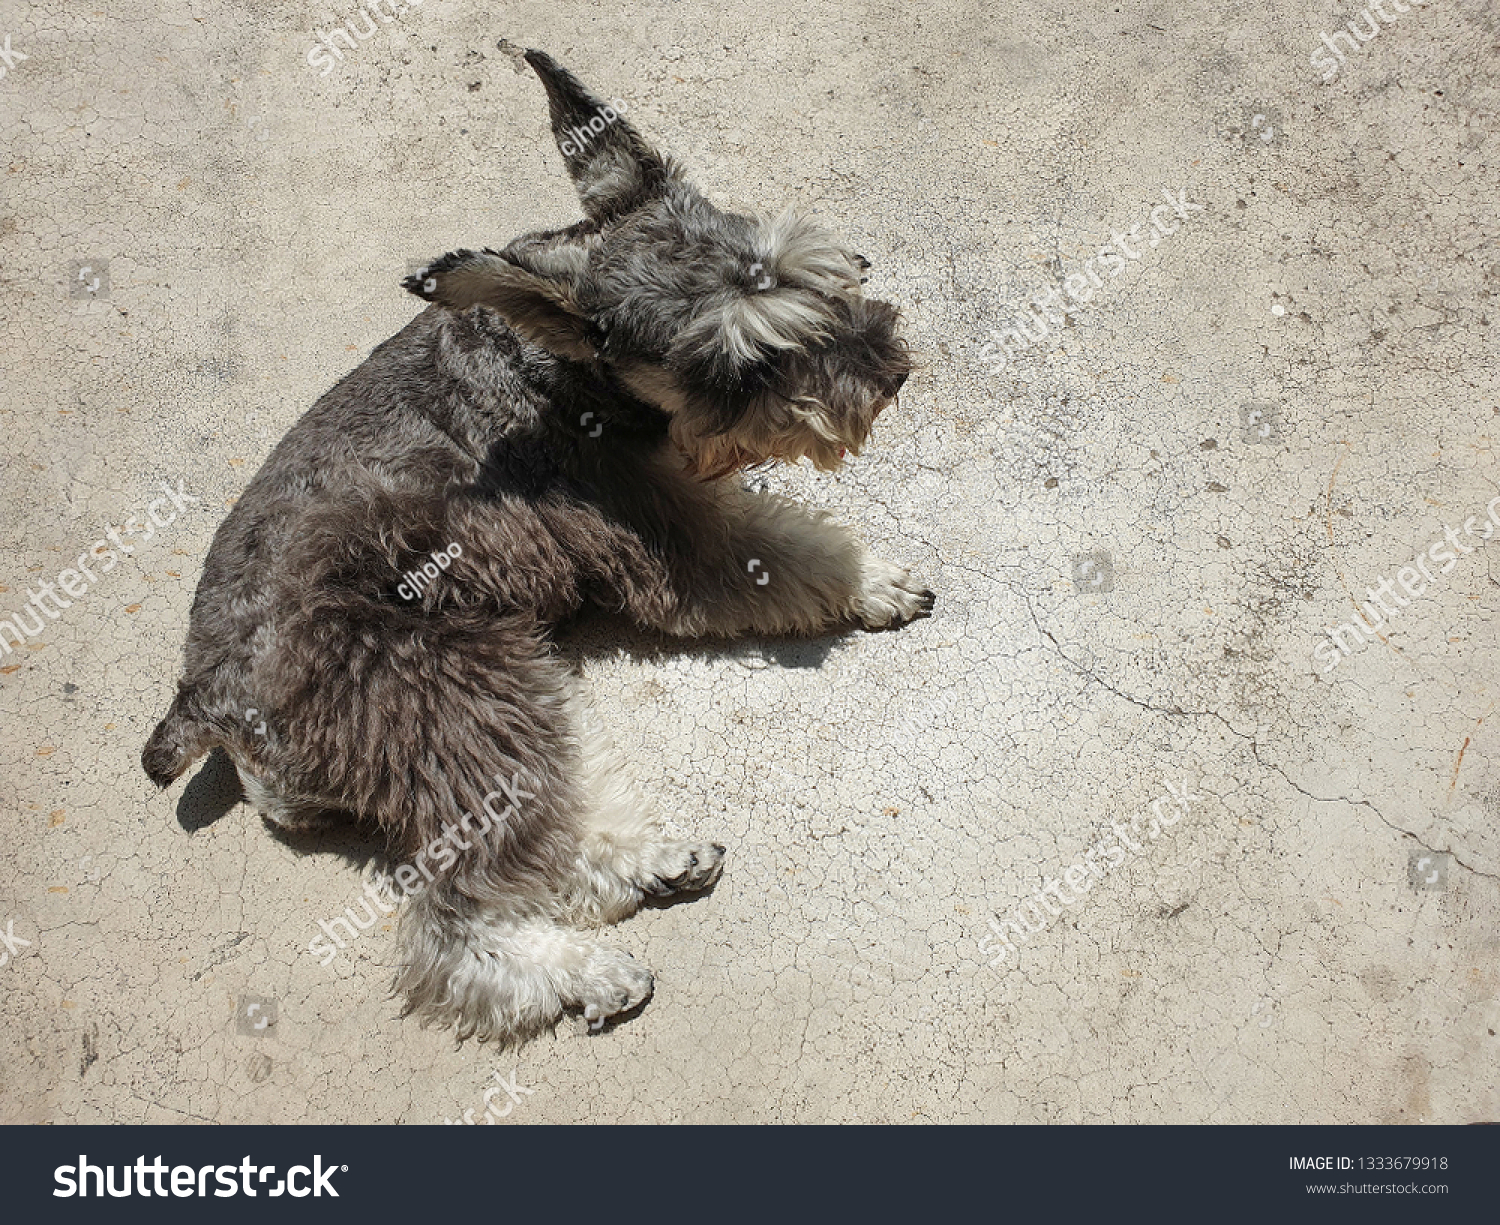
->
(573, 948, 654, 1029)
(639, 841, 727, 897)
(853, 556, 935, 630)
(401, 248, 487, 303)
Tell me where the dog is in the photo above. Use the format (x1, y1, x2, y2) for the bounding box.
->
(142, 50, 931, 1044)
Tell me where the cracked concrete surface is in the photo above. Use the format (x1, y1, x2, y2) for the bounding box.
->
(2, 1, 1497, 1125)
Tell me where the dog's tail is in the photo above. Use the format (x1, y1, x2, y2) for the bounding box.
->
(142, 687, 215, 787)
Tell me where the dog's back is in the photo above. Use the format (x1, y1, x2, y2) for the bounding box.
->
(142, 301, 666, 787)
(143, 307, 464, 788)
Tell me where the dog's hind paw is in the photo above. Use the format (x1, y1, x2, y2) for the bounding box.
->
(853, 556, 935, 630)
(639, 841, 727, 897)
(571, 948, 654, 1027)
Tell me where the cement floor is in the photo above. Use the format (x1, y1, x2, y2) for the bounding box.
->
(2, 0, 1496, 1123)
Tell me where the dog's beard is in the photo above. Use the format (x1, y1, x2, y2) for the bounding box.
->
(676, 433, 851, 480)
(672, 394, 885, 479)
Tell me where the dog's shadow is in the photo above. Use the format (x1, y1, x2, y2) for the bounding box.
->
(176, 748, 385, 868)
(555, 607, 844, 671)
(174, 613, 845, 850)
(175, 748, 244, 833)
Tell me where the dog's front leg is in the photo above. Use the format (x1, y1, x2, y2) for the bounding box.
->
(649, 483, 934, 638)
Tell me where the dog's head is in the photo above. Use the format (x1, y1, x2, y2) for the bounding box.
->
(406, 50, 911, 477)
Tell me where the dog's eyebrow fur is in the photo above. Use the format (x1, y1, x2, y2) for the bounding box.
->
(760, 210, 864, 298)
(674, 210, 865, 366)
(683, 288, 840, 366)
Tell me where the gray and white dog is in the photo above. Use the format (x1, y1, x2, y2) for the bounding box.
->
(143, 50, 930, 1044)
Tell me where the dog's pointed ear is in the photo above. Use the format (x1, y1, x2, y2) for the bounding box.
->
(524, 49, 675, 221)
(403, 249, 597, 362)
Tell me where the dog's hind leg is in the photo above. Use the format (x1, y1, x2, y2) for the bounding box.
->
(265, 571, 666, 1041)
(554, 682, 725, 927)
(397, 884, 655, 1041)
